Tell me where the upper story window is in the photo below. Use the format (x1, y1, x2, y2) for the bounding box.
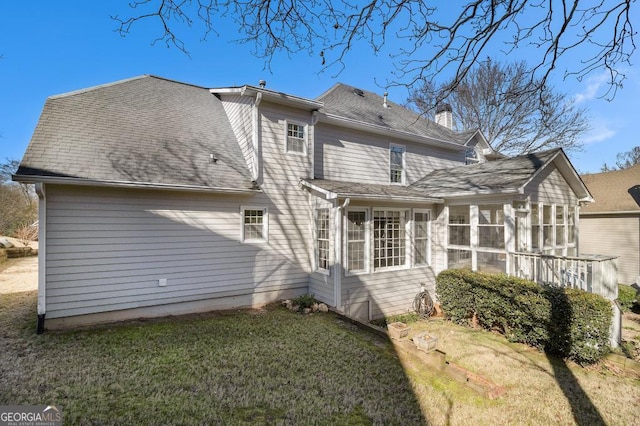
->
(389, 143, 405, 184)
(286, 122, 307, 155)
(465, 148, 479, 165)
(241, 206, 268, 243)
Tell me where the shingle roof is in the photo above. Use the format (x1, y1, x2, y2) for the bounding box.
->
(411, 149, 562, 197)
(580, 164, 640, 213)
(301, 179, 443, 202)
(316, 83, 467, 145)
(15, 75, 255, 191)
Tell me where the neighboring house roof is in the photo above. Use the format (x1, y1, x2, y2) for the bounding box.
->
(580, 164, 640, 214)
(14, 75, 257, 193)
(300, 178, 443, 203)
(315, 83, 466, 150)
(411, 148, 592, 200)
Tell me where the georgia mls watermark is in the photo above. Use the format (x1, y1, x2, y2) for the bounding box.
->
(0, 405, 62, 426)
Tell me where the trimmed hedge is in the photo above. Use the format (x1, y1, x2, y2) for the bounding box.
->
(436, 269, 612, 364)
(617, 284, 638, 313)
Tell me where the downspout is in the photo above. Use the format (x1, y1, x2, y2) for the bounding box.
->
(35, 183, 46, 334)
(333, 197, 350, 310)
(252, 91, 263, 184)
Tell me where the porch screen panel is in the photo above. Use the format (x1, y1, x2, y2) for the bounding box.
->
(373, 210, 406, 269)
(568, 208, 576, 245)
(543, 205, 553, 250)
(556, 206, 566, 247)
(347, 211, 367, 272)
(478, 205, 505, 249)
(531, 203, 540, 250)
(448, 206, 470, 246)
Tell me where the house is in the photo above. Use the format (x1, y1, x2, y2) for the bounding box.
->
(580, 164, 640, 285)
(14, 75, 594, 331)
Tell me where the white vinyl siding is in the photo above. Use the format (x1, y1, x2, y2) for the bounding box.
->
(313, 123, 463, 184)
(219, 95, 256, 176)
(43, 185, 309, 319)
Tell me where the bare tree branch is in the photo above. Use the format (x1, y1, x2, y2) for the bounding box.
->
(408, 59, 590, 156)
(113, 0, 636, 97)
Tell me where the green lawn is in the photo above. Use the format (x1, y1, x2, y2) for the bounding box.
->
(0, 292, 423, 425)
(1, 291, 639, 425)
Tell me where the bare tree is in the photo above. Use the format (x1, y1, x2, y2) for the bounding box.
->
(113, 1, 635, 98)
(408, 59, 589, 155)
(601, 146, 640, 171)
(0, 159, 37, 237)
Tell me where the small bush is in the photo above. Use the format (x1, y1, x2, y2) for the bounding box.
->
(292, 294, 317, 309)
(617, 284, 638, 313)
(436, 269, 612, 364)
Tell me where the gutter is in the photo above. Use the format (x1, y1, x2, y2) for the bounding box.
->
(12, 175, 260, 195)
(35, 183, 46, 334)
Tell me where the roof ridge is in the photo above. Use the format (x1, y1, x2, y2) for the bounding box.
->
(48, 75, 208, 100)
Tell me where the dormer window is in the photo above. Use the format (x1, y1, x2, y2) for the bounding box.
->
(465, 147, 479, 165)
(389, 143, 405, 184)
(286, 122, 307, 155)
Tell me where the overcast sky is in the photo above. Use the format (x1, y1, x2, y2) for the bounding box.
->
(1, 2, 638, 174)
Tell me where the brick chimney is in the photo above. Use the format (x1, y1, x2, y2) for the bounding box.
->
(435, 103, 453, 129)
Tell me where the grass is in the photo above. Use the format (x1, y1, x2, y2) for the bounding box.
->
(1, 292, 639, 425)
(0, 291, 423, 425)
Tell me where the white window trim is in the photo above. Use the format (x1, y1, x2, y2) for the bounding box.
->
(314, 208, 331, 275)
(240, 205, 269, 243)
(372, 208, 410, 272)
(344, 208, 370, 276)
(412, 208, 432, 268)
(284, 120, 308, 156)
(389, 143, 406, 185)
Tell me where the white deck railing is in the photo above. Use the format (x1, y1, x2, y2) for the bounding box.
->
(509, 252, 618, 301)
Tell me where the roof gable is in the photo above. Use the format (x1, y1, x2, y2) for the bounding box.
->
(15, 75, 255, 191)
(411, 148, 590, 200)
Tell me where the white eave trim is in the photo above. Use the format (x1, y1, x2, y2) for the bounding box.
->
(211, 86, 323, 110)
(435, 188, 522, 199)
(317, 112, 466, 151)
(12, 175, 260, 195)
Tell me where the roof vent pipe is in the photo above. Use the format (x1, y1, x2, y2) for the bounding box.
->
(258, 80, 266, 88)
(383, 92, 389, 108)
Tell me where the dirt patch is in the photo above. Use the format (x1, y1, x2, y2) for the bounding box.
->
(0, 257, 38, 294)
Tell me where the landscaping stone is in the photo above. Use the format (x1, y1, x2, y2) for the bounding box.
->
(318, 303, 329, 313)
(303, 308, 312, 314)
(311, 303, 319, 313)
